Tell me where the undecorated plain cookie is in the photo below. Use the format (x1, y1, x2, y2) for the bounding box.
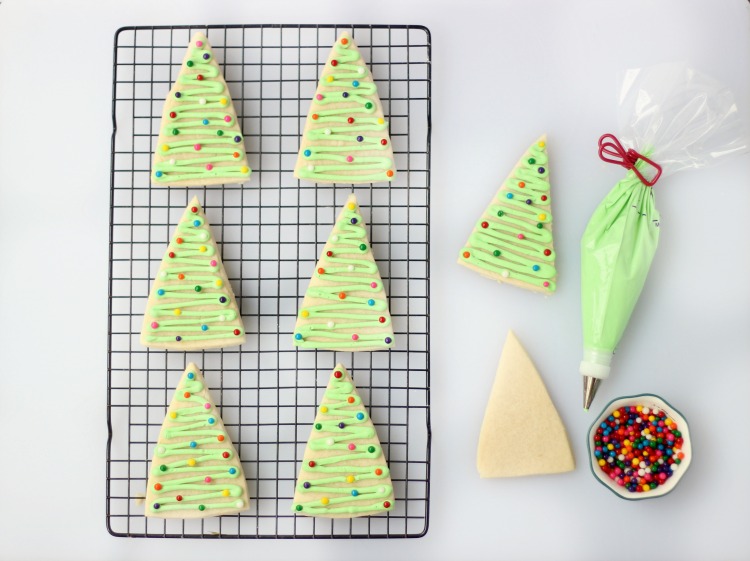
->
(477, 331, 574, 477)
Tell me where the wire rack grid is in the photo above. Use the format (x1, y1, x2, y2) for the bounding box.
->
(107, 24, 431, 539)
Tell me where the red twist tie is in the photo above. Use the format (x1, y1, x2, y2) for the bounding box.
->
(598, 134, 662, 187)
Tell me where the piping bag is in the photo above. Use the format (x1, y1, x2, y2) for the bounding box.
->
(580, 63, 748, 410)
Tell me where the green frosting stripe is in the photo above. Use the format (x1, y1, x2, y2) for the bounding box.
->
(460, 140, 557, 292)
(144, 202, 244, 344)
(297, 35, 395, 183)
(292, 369, 394, 516)
(294, 203, 394, 350)
(153, 37, 251, 183)
(149, 373, 245, 514)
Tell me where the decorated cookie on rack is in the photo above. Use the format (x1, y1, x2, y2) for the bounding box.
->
(459, 136, 557, 293)
(295, 32, 396, 184)
(477, 331, 575, 477)
(293, 194, 394, 351)
(141, 196, 245, 350)
(145, 364, 249, 518)
(292, 364, 395, 518)
(151, 32, 251, 187)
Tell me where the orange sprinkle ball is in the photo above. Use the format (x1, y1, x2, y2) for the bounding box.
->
(312, 114, 319, 120)
(217, 435, 225, 442)
(386, 170, 394, 177)
(154, 483, 162, 491)
(183, 392, 191, 398)
(317, 267, 325, 274)
(341, 38, 348, 45)
(519, 181, 526, 188)
(338, 292, 346, 300)
(462, 251, 470, 259)
(593, 404, 685, 494)
(177, 273, 185, 280)
(347, 397, 355, 403)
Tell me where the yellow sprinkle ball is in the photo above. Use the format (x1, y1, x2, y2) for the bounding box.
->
(347, 203, 356, 210)
(538, 141, 546, 148)
(187, 459, 196, 467)
(326, 76, 334, 83)
(613, 411, 620, 418)
(636, 405, 643, 412)
(321, 497, 329, 505)
(199, 246, 207, 252)
(607, 444, 614, 450)
(320, 406, 328, 413)
(174, 308, 182, 316)
(215, 280, 223, 287)
(346, 475, 355, 483)
(241, 166, 249, 173)
(538, 214, 547, 220)
(377, 118, 384, 125)
(222, 489, 230, 497)
(300, 310, 309, 318)
(598, 459, 606, 467)
(220, 97, 228, 105)
(170, 412, 177, 419)
(161, 145, 169, 152)
(642, 484, 650, 492)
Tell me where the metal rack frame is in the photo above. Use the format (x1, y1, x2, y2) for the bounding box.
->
(107, 24, 431, 538)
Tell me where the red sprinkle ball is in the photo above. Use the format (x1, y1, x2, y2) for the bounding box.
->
(594, 404, 685, 493)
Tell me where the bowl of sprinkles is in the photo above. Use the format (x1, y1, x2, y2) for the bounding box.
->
(588, 394, 691, 500)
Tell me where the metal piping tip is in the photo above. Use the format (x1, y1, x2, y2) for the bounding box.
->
(583, 376, 601, 411)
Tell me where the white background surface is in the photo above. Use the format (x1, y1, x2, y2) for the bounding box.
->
(1, 0, 749, 559)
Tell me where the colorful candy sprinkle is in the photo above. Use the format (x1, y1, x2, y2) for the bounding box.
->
(593, 404, 686, 493)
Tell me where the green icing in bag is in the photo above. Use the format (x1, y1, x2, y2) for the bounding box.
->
(580, 170, 660, 391)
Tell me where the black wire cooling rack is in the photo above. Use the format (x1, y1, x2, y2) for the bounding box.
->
(107, 24, 431, 539)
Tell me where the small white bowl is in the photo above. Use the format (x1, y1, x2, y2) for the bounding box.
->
(587, 393, 691, 500)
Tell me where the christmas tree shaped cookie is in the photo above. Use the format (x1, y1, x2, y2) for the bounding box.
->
(141, 196, 245, 350)
(146, 364, 249, 518)
(293, 194, 394, 351)
(292, 364, 395, 518)
(151, 32, 251, 187)
(477, 331, 575, 477)
(459, 136, 557, 293)
(294, 32, 396, 184)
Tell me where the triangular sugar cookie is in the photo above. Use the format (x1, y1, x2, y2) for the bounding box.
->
(459, 136, 557, 293)
(141, 196, 245, 350)
(151, 32, 251, 187)
(477, 331, 574, 477)
(145, 364, 249, 518)
(292, 364, 395, 518)
(294, 32, 396, 184)
(293, 194, 394, 351)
